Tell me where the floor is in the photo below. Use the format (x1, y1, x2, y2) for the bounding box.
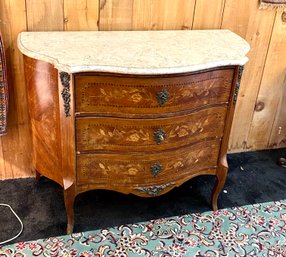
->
(0, 148, 286, 245)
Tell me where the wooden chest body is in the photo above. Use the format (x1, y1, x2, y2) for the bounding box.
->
(19, 30, 249, 233)
(24, 57, 242, 233)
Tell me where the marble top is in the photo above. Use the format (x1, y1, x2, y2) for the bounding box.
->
(17, 30, 250, 74)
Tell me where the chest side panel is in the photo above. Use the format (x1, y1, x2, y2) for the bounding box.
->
(24, 56, 63, 186)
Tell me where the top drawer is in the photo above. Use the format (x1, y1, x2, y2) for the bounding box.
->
(75, 68, 234, 116)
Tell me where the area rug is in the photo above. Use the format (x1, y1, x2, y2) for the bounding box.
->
(1, 200, 286, 257)
(260, 0, 286, 9)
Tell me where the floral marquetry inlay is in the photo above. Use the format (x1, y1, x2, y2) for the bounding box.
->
(76, 106, 227, 152)
(81, 77, 230, 107)
(77, 139, 220, 187)
(19, 29, 249, 234)
(75, 69, 234, 115)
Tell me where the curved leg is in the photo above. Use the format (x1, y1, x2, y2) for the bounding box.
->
(211, 155, 228, 211)
(64, 184, 76, 234)
(35, 170, 41, 181)
(32, 167, 41, 181)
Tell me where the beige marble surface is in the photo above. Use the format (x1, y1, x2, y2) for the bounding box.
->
(17, 30, 250, 74)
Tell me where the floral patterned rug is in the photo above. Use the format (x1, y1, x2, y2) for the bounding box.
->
(1, 200, 286, 257)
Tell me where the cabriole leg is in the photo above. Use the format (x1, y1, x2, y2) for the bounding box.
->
(33, 167, 41, 181)
(211, 156, 228, 211)
(64, 184, 76, 234)
(35, 171, 41, 181)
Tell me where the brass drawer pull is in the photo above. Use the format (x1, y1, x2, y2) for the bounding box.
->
(151, 162, 162, 177)
(136, 182, 175, 196)
(157, 89, 169, 105)
(153, 128, 166, 144)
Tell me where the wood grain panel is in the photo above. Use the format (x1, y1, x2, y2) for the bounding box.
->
(57, 72, 76, 190)
(76, 107, 227, 152)
(0, 139, 5, 179)
(75, 69, 234, 116)
(57, 72, 77, 234)
(268, 71, 286, 148)
(76, 139, 220, 190)
(132, 0, 195, 30)
(24, 56, 63, 186)
(221, 0, 276, 152)
(248, 12, 286, 149)
(64, 0, 99, 31)
(26, 0, 64, 31)
(193, 0, 226, 29)
(0, 0, 32, 179)
(99, 0, 134, 30)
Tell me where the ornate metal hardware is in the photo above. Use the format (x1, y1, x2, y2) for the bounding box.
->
(157, 89, 169, 106)
(60, 71, 71, 117)
(136, 182, 175, 196)
(233, 66, 244, 105)
(153, 128, 166, 144)
(151, 162, 162, 177)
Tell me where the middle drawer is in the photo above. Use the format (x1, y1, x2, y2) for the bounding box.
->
(76, 106, 227, 152)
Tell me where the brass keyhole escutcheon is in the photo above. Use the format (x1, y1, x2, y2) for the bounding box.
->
(154, 128, 166, 144)
(157, 89, 169, 106)
(151, 162, 162, 177)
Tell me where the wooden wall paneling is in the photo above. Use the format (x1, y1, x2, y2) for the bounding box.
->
(26, 0, 64, 31)
(268, 71, 286, 148)
(221, 1, 252, 38)
(221, 1, 276, 152)
(99, 0, 134, 30)
(192, 0, 226, 29)
(0, 0, 285, 179)
(63, 0, 99, 31)
(248, 11, 286, 149)
(0, 0, 32, 179)
(132, 0, 196, 30)
(0, 139, 4, 179)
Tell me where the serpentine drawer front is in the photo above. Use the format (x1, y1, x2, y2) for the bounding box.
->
(18, 30, 250, 234)
(76, 139, 220, 189)
(76, 107, 227, 152)
(75, 69, 233, 117)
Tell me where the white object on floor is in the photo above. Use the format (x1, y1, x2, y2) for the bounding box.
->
(0, 203, 23, 245)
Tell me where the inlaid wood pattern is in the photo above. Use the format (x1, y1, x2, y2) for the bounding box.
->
(77, 139, 220, 191)
(20, 56, 241, 233)
(76, 106, 227, 152)
(75, 68, 234, 116)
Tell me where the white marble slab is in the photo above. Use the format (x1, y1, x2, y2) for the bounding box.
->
(17, 30, 250, 74)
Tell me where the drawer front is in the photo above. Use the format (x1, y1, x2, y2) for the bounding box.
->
(77, 139, 220, 193)
(75, 68, 234, 116)
(76, 106, 227, 152)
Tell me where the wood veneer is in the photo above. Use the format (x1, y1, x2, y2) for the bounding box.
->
(23, 55, 242, 234)
(75, 69, 234, 117)
(76, 139, 220, 189)
(24, 56, 63, 187)
(76, 106, 227, 152)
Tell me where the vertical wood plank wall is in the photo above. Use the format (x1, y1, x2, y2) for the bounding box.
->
(0, 0, 285, 179)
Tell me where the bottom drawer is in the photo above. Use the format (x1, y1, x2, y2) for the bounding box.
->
(77, 139, 221, 195)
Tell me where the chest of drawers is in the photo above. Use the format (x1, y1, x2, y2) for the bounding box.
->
(18, 30, 249, 233)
